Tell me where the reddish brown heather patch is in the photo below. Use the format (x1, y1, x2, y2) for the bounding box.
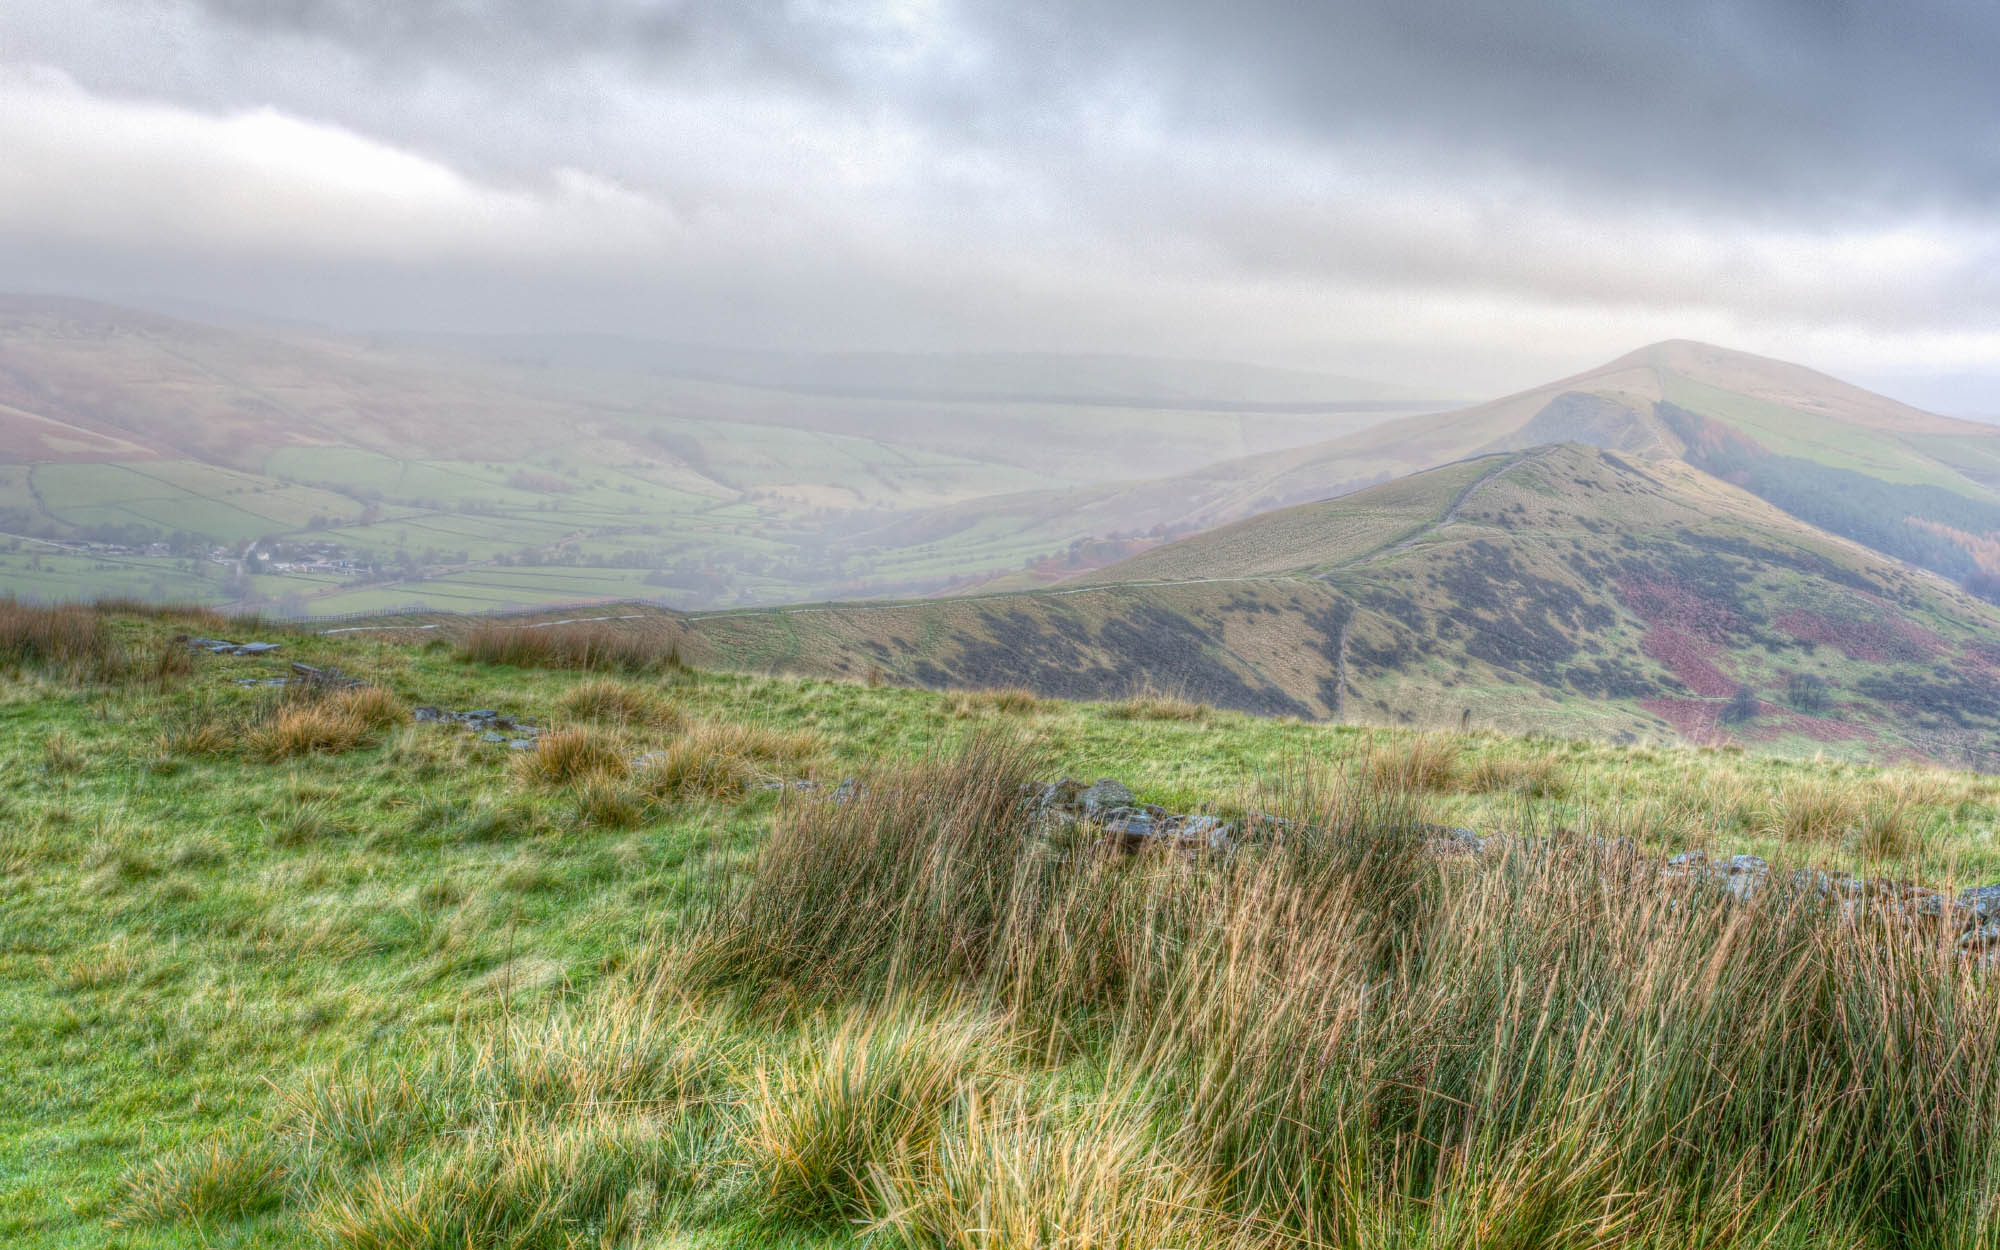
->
(1736, 705, 1870, 745)
(1775, 610, 1941, 663)
(1641, 696, 1725, 743)
(1640, 627, 1736, 698)
(1618, 577, 1742, 641)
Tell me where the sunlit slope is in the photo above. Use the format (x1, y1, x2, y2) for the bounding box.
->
(678, 444, 2000, 764)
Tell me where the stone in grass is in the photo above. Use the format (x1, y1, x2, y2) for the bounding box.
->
(1079, 778, 1133, 816)
(1960, 883, 2000, 919)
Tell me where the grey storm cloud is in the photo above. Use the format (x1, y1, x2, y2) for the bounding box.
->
(176, 0, 2000, 215)
(181, 0, 859, 90)
(1008, 0, 2000, 211)
(3, 0, 1998, 397)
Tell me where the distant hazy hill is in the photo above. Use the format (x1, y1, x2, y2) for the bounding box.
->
(679, 442, 2000, 764)
(411, 332, 1442, 410)
(0, 294, 1436, 611)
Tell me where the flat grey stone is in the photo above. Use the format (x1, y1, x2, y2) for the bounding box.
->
(1080, 778, 1133, 814)
(1960, 884, 2000, 918)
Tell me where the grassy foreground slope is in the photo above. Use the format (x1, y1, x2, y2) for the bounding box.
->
(4, 603, 2000, 1248)
(674, 443, 2000, 765)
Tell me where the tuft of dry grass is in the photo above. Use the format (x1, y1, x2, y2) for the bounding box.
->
(633, 719, 822, 806)
(635, 739, 756, 805)
(141, 638, 194, 689)
(334, 685, 409, 732)
(1857, 798, 1923, 860)
(40, 731, 86, 775)
(458, 621, 686, 674)
(1100, 693, 1209, 722)
(558, 678, 681, 729)
(92, 597, 233, 633)
(948, 688, 1055, 718)
(1761, 775, 1862, 843)
(1462, 750, 1570, 798)
(236, 685, 407, 762)
(246, 704, 368, 762)
(573, 778, 647, 829)
(110, 1133, 287, 1228)
(1361, 733, 1461, 793)
(696, 720, 822, 768)
(742, 1002, 996, 1226)
(877, 1089, 1227, 1250)
(0, 599, 118, 679)
(264, 797, 346, 848)
(512, 725, 630, 787)
(156, 696, 237, 759)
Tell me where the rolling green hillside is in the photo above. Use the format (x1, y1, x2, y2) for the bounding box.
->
(0, 295, 1433, 612)
(931, 340, 2000, 596)
(666, 444, 2000, 765)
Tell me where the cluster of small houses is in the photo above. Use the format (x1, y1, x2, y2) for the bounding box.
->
(59, 538, 365, 576)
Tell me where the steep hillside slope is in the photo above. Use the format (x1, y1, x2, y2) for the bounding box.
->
(935, 341, 2000, 594)
(676, 444, 2000, 765)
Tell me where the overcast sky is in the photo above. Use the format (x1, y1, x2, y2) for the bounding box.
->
(2, 0, 1997, 402)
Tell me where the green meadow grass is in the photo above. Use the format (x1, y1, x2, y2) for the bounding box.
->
(1, 604, 1998, 1247)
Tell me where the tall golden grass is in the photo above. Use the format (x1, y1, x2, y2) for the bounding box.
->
(684, 736, 2000, 1246)
(0, 599, 118, 679)
(458, 621, 685, 674)
(113, 736, 2000, 1247)
(246, 687, 410, 761)
(556, 678, 682, 728)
